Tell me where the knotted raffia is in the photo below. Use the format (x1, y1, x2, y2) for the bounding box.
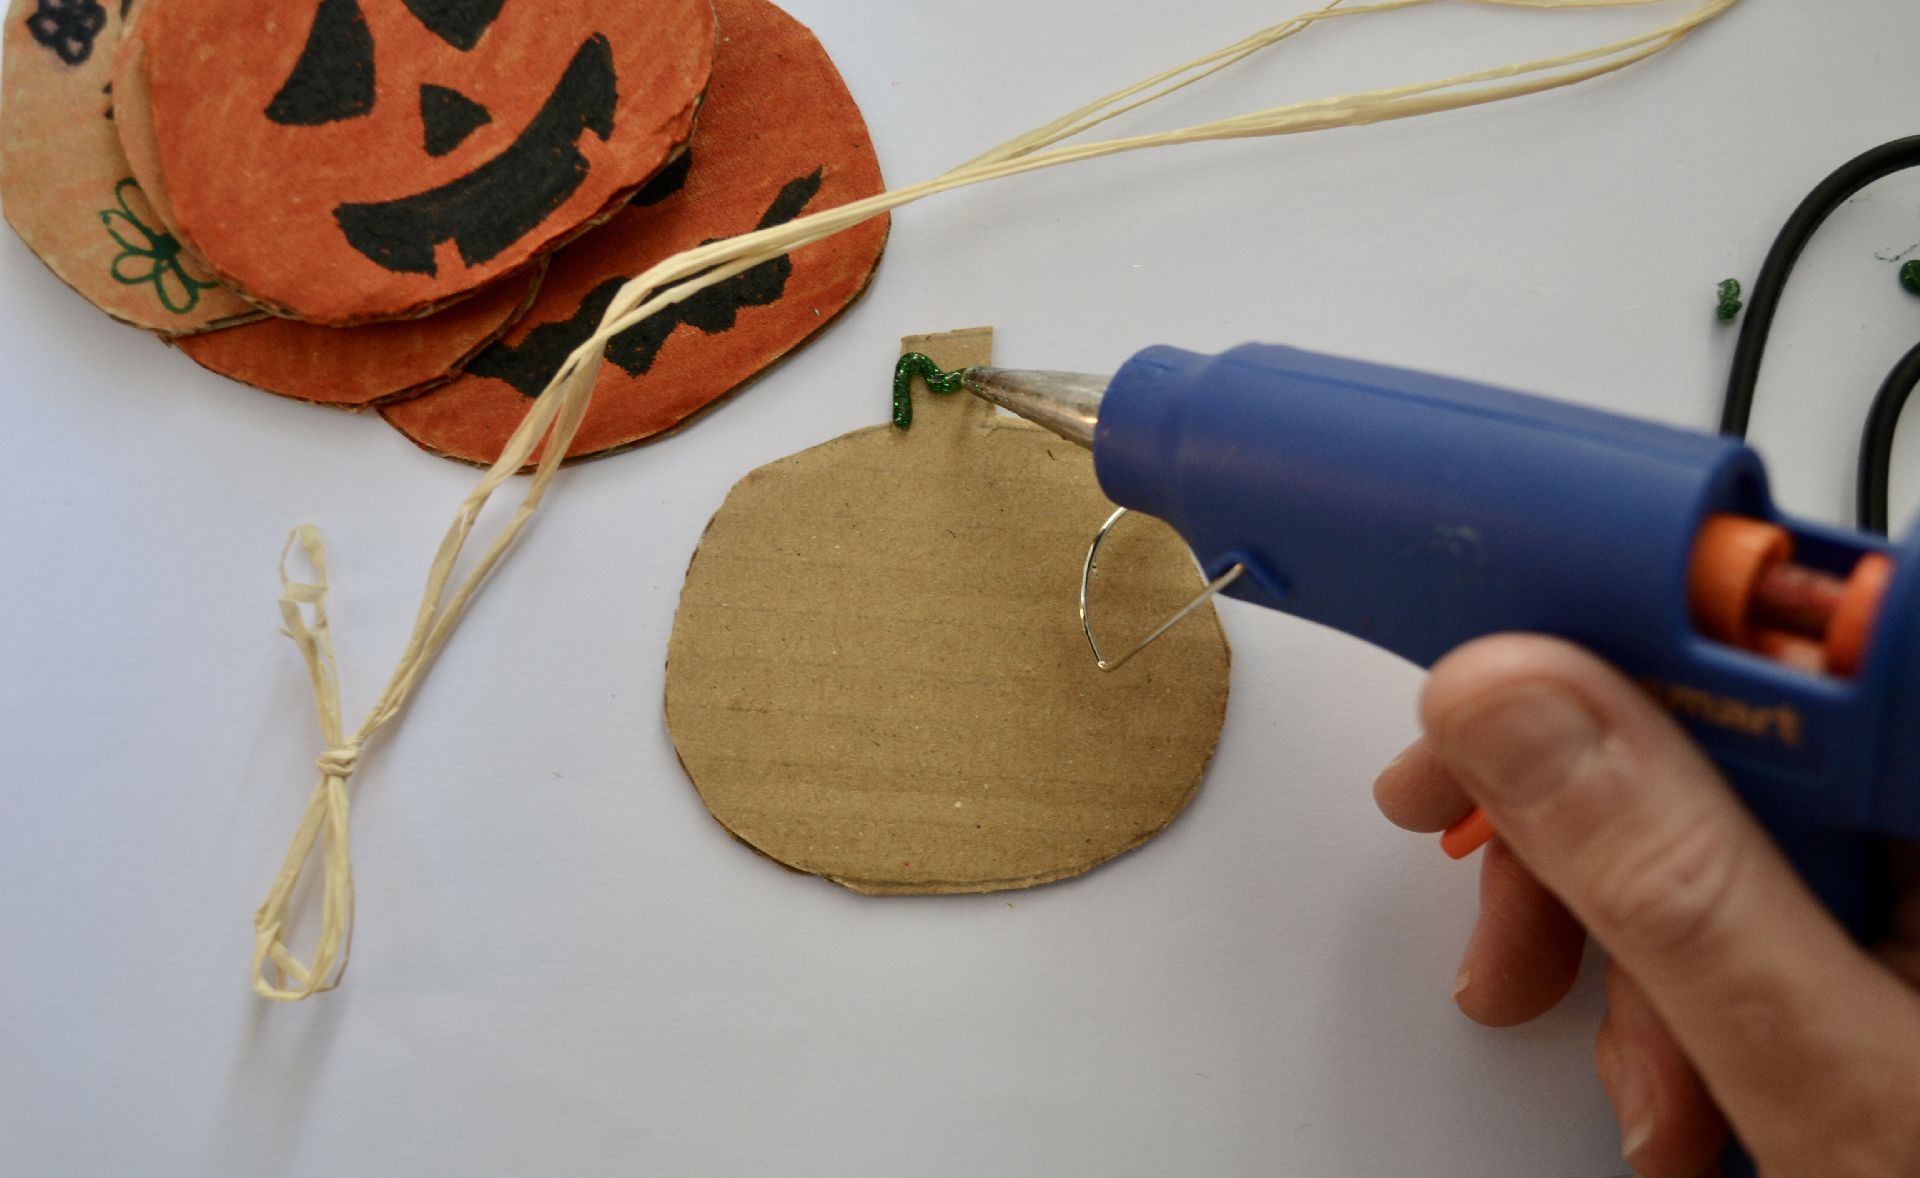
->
(252, 0, 1743, 999)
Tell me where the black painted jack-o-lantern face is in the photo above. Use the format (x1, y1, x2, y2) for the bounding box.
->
(381, 0, 888, 464)
(131, 0, 713, 324)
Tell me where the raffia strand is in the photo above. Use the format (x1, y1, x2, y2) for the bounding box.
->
(251, 0, 1742, 1000)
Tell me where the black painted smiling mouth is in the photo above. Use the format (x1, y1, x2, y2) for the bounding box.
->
(332, 33, 617, 276)
(466, 168, 824, 395)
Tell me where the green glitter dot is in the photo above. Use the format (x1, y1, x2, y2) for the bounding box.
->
(892, 352, 966, 429)
(1901, 260, 1920, 297)
(1715, 277, 1743, 323)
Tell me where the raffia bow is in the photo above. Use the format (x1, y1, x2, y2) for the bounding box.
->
(250, 354, 604, 999)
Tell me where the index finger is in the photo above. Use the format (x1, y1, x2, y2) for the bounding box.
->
(1373, 736, 1472, 833)
(1423, 635, 1920, 1157)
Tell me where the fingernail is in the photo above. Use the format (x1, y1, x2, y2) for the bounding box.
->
(1438, 684, 1604, 808)
(1613, 1055, 1656, 1166)
(1620, 1120, 1651, 1166)
(1452, 970, 1471, 998)
(1621, 1117, 1654, 1164)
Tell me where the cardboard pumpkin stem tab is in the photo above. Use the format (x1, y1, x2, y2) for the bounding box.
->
(890, 351, 967, 429)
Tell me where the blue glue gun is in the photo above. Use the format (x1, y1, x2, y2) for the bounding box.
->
(965, 343, 1916, 1175)
(964, 343, 1916, 946)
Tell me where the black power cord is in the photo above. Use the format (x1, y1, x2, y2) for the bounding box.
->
(1719, 135, 1920, 534)
(1858, 339, 1920, 534)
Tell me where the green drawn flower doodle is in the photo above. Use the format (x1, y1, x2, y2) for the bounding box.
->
(100, 178, 217, 314)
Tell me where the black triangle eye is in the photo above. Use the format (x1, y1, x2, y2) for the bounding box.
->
(401, 0, 504, 51)
(265, 0, 376, 126)
(419, 84, 492, 156)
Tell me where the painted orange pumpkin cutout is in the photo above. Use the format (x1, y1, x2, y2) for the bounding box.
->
(134, 0, 715, 325)
(381, 0, 887, 464)
(173, 261, 542, 407)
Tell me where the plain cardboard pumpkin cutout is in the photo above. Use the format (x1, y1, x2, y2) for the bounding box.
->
(381, 0, 886, 464)
(664, 330, 1233, 894)
(0, 0, 259, 334)
(133, 0, 715, 324)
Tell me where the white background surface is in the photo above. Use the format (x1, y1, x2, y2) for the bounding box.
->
(6, 2, 1920, 1174)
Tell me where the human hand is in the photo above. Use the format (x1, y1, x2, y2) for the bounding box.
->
(1373, 634, 1920, 1176)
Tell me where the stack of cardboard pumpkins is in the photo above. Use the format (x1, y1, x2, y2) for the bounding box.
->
(1, 0, 886, 462)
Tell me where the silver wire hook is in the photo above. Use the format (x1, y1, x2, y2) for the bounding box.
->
(1078, 507, 1245, 672)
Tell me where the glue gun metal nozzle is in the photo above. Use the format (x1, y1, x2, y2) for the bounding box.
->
(960, 367, 1109, 449)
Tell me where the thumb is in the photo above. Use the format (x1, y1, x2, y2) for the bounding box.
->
(1422, 635, 1920, 1154)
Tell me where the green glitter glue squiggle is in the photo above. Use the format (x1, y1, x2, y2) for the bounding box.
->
(891, 352, 966, 429)
(1715, 278, 1744, 323)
